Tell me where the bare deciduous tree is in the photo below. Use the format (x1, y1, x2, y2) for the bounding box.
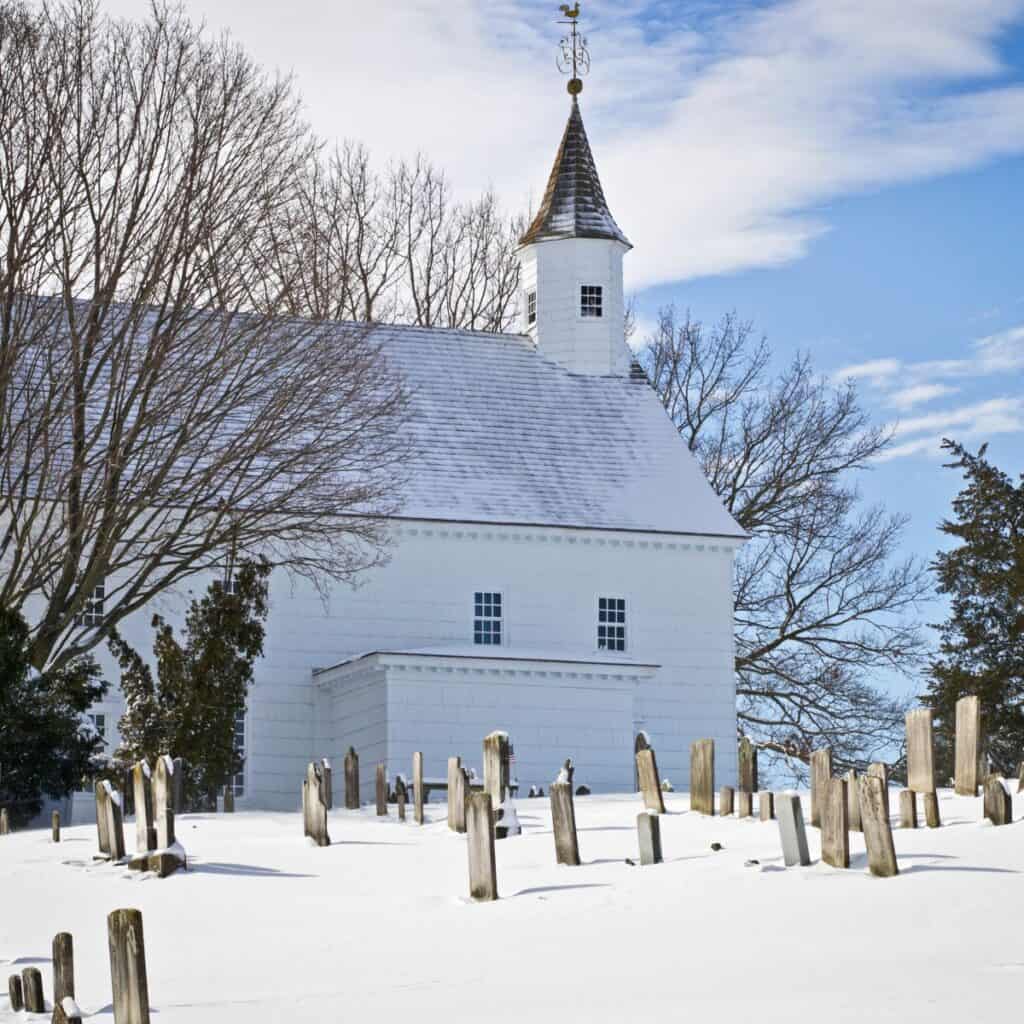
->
(642, 308, 930, 776)
(0, 1, 408, 671)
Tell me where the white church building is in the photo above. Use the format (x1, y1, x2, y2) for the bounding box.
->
(90, 95, 745, 809)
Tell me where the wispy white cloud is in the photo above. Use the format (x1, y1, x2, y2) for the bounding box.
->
(885, 383, 961, 411)
(101, 0, 1024, 289)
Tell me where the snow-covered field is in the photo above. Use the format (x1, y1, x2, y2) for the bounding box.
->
(1, 787, 1021, 1022)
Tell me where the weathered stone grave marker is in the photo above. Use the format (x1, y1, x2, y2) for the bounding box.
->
(128, 756, 186, 877)
(7, 974, 22, 1011)
(846, 770, 862, 832)
(984, 776, 1012, 826)
(171, 757, 185, 814)
(955, 695, 983, 797)
(822, 778, 850, 868)
(54, 931, 75, 1005)
(719, 785, 734, 817)
(906, 708, 936, 794)
(923, 791, 941, 828)
(104, 782, 127, 861)
(320, 758, 332, 809)
(483, 731, 511, 806)
(690, 738, 715, 816)
(133, 762, 156, 853)
(759, 790, 775, 821)
(636, 747, 666, 814)
(22, 967, 44, 1012)
(223, 784, 235, 813)
(466, 792, 498, 901)
(304, 761, 331, 846)
(53, 995, 84, 1024)
(810, 748, 832, 828)
(1018, 761, 1024, 794)
(867, 762, 890, 822)
(637, 811, 663, 865)
(738, 736, 758, 793)
(95, 780, 111, 858)
(0, 808, 9, 834)
(859, 775, 899, 877)
(375, 763, 388, 816)
(108, 908, 151, 1024)
(344, 747, 360, 809)
(395, 777, 407, 821)
(447, 756, 466, 833)
(737, 790, 753, 818)
(52, 810, 61, 843)
(776, 792, 811, 867)
(550, 779, 580, 866)
(413, 751, 424, 825)
(899, 789, 917, 829)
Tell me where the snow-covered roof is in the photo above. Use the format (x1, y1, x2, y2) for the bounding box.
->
(519, 98, 630, 248)
(377, 323, 744, 538)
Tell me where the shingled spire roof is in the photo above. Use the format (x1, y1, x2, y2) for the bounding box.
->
(519, 98, 630, 248)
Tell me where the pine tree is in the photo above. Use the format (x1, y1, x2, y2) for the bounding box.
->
(113, 559, 271, 807)
(0, 608, 107, 825)
(925, 440, 1024, 778)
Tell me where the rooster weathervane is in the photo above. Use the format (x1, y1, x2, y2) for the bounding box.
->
(557, 3, 590, 96)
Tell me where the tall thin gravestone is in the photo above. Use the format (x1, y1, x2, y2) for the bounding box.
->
(776, 792, 811, 867)
(344, 747, 360, 809)
(738, 736, 758, 793)
(153, 756, 176, 850)
(108, 908, 151, 1024)
(0, 808, 9, 834)
(636, 748, 666, 813)
(859, 775, 899, 877)
(637, 811, 663, 865)
(955, 696, 982, 797)
(320, 758, 333, 809)
(737, 790, 753, 818)
(395, 777, 407, 822)
(53, 932, 74, 1004)
(690, 739, 715, 816)
(104, 783, 126, 861)
(305, 762, 330, 846)
(923, 791, 941, 828)
(413, 751, 424, 825)
(906, 708, 936, 794)
(95, 780, 111, 858)
(132, 762, 156, 853)
(846, 770, 862, 832)
(483, 731, 511, 807)
(447, 757, 466, 833)
(550, 781, 581, 866)
(984, 777, 1012, 826)
(720, 785, 734, 817)
(759, 790, 775, 821)
(171, 758, 185, 814)
(466, 792, 498, 901)
(223, 784, 235, 813)
(375, 763, 388, 816)
(52, 810, 61, 843)
(822, 778, 849, 868)
(810, 748, 832, 828)
(1018, 761, 1024, 794)
(867, 762, 890, 823)
(899, 789, 917, 829)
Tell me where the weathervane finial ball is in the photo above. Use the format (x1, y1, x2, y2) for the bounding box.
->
(568, 77, 583, 95)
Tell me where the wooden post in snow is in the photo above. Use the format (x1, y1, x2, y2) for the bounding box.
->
(550, 781, 581, 866)
(447, 756, 466, 832)
(719, 785, 734, 817)
(107, 908, 151, 1024)
(689, 739, 715, 815)
(809, 748, 832, 828)
(413, 751, 424, 825)
(466, 792, 498, 901)
(955, 696, 982, 796)
(53, 931, 75, 1005)
(344, 747, 360, 809)
(375, 763, 388, 816)
(636, 748, 666, 813)
(822, 778, 849, 868)
(859, 775, 899, 877)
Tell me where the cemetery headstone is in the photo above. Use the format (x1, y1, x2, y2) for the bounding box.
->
(738, 736, 758, 793)
(344, 747, 360, 809)
(984, 776, 1012, 826)
(447, 757, 466, 833)
(130, 756, 186, 877)
(634, 731, 650, 792)
(8, 974, 22, 1012)
(720, 785, 734, 817)
(690, 739, 715, 816)
(846, 770, 862, 832)
(52, 810, 61, 843)
(954, 695, 982, 797)
(867, 762, 890, 822)
(636, 811, 663, 865)
(923, 791, 941, 828)
(171, 758, 185, 814)
(108, 908, 151, 1024)
(132, 762, 156, 853)
(776, 792, 811, 867)
(95, 780, 111, 858)
(821, 778, 849, 868)
(395, 777, 407, 821)
(22, 967, 44, 1013)
(375, 763, 388, 816)
(53, 931, 75, 1004)
(466, 792, 498, 901)
(810, 748, 833, 828)
(104, 782, 127, 861)
(899, 789, 917, 829)
(759, 790, 775, 821)
(305, 762, 331, 846)
(223, 784, 235, 813)
(483, 731, 511, 807)
(858, 776, 899, 877)
(636, 748, 666, 813)
(906, 708, 937, 794)
(737, 790, 753, 818)
(0, 808, 9, 834)
(413, 751, 424, 825)
(53, 996, 84, 1024)
(320, 758, 333, 809)
(1018, 761, 1024, 794)
(550, 780, 581, 866)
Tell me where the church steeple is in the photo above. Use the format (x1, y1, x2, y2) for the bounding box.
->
(517, 4, 632, 378)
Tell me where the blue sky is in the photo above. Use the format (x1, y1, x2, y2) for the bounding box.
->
(105, 0, 1024, 649)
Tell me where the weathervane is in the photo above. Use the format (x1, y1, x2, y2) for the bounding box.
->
(556, 3, 590, 97)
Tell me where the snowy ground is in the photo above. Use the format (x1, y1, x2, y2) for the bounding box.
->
(1, 787, 1021, 1023)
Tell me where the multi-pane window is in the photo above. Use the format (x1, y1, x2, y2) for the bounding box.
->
(473, 592, 502, 646)
(88, 712, 107, 746)
(597, 597, 626, 651)
(580, 285, 603, 318)
(527, 290, 537, 326)
(231, 709, 246, 798)
(77, 580, 105, 628)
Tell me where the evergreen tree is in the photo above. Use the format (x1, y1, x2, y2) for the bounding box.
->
(0, 608, 107, 825)
(113, 560, 271, 807)
(925, 440, 1024, 778)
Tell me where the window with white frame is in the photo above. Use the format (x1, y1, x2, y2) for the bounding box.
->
(597, 596, 626, 651)
(77, 579, 105, 628)
(231, 708, 246, 798)
(580, 285, 603, 318)
(527, 290, 537, 325)
(88, 712, 107, 746)
(473, 592, 502, 645)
